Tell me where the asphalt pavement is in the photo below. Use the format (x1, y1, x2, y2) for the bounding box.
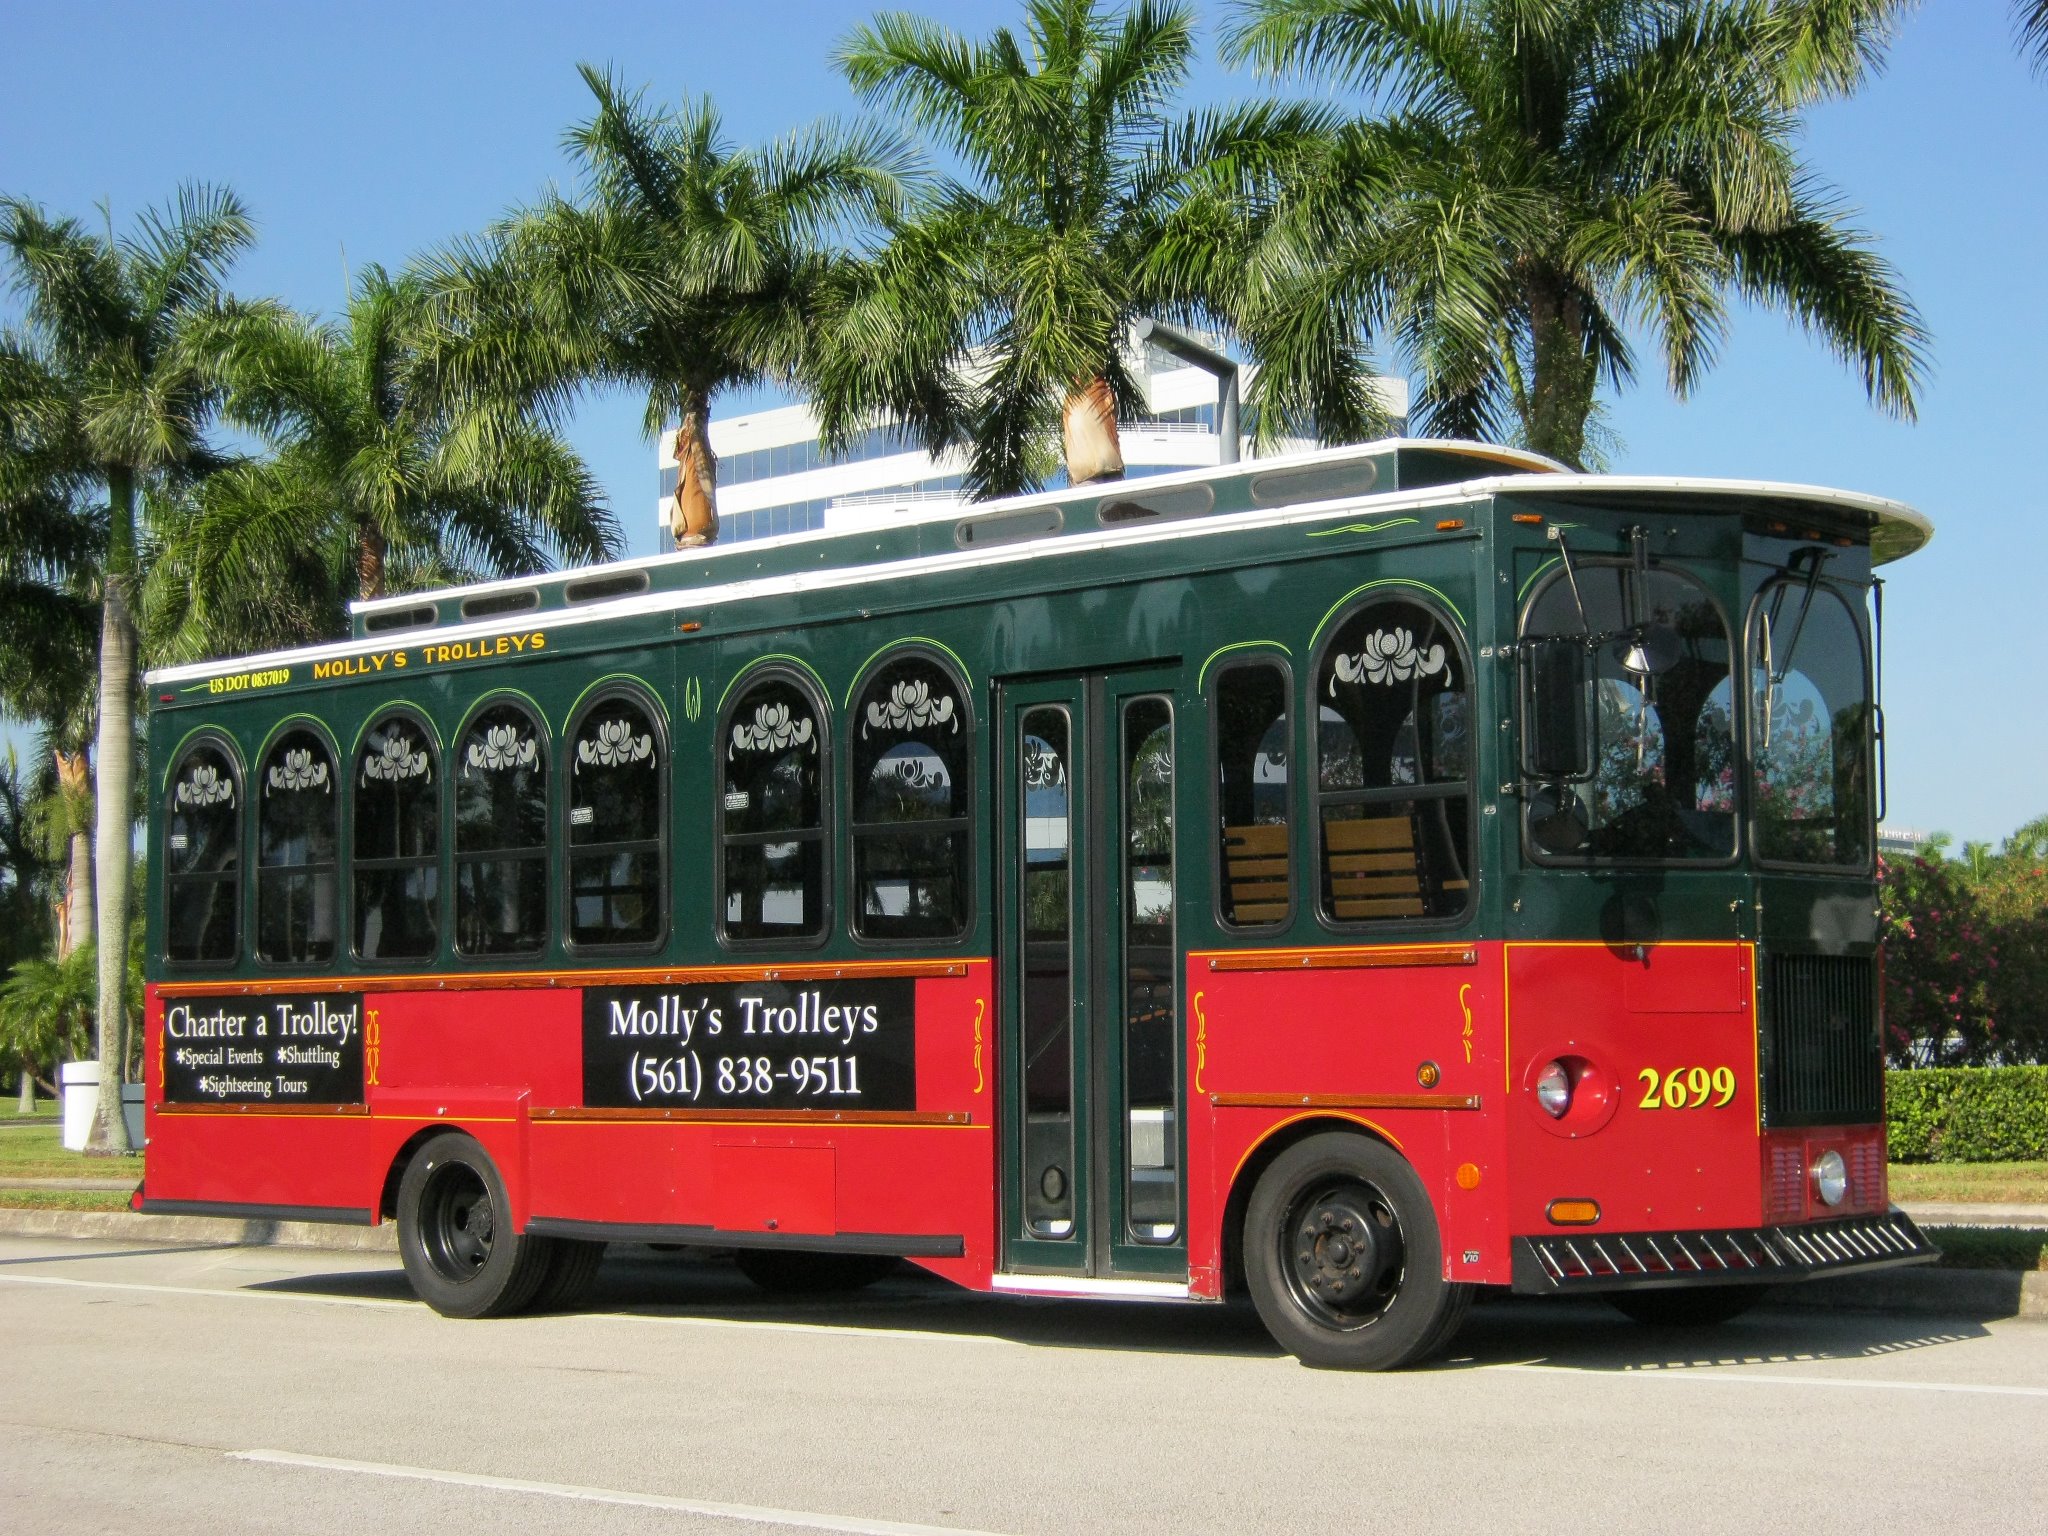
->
(2, 1234, 2045, 1536)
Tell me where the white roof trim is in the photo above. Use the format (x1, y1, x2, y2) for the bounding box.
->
(157, 463, 1926, 688)
(345, 437, 1563, 617)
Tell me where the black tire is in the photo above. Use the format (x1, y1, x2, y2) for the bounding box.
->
(530, 1238, 607, 1312)
(1244, 1131, 1473, 1370)
(734, 1249, 902, 1295)
(396, 1132, 554, 1319)
(1607, 1284, 1771, 1328)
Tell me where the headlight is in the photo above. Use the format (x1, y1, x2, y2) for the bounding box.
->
(1812, 1148, 1848, 1207)
(1536, 1060, 1572, 1118)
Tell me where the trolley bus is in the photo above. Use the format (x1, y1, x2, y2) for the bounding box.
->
(136, 437, 1937, 1369)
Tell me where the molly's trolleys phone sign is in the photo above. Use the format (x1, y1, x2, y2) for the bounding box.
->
(162, 994, 365, 1105)
(583, 978, 916, 1111)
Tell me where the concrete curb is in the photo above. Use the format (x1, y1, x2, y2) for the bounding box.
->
(0, 1206, 396, 1253)
(0, 1207, 2042, 1320)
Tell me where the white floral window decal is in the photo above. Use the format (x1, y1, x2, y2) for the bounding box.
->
(175, 761, 235, 809)
(1330, 627, 1448, 690)
(864, 676, 957, 737)
(266, 747, 331, 796)
(577, 716, 655, 772)
(362, 733, 430, 784)
(730, 700, 815, 757)
(1023, 741, 1067, 788)
(466, 722, 539, 774)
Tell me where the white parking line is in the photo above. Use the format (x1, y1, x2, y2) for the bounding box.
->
(0, 1271, 1010, 1344)
(1496, 1363, 2048, 1399)
(229, 1449, 1021, 1536)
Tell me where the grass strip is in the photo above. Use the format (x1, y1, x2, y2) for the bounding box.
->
(1922, 1226, 2048, 1273)
(1887, 1161, 2048, 1204)
(0, 1189, 134, 1213)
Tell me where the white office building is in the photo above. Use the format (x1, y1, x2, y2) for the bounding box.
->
(658, 338, 1409, 544)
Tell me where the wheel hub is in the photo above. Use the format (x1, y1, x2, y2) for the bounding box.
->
(1288, 1184, 1403, 1318)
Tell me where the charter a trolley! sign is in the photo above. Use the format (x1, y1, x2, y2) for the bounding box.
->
(161, 993, 366, 1105)
(581, 978, 917, 1110)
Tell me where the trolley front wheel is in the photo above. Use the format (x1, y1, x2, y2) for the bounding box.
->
(1244, 1131, 1472, 1370)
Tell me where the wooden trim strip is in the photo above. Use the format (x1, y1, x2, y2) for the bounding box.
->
(1210, 1092, 1481, 1111)
(1202, 944, 1475, 973)
(532, 1106, 972, 1127)
(155, 957, 979, 999)
(140, 1198, 375, 1225)
(156, 1102, 369, 1117)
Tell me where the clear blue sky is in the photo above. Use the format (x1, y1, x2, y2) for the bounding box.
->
(2, 1, 2041, 844)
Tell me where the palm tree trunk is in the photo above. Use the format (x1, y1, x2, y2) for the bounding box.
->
(1524, 275, 1596, 470)
(16, 1068, 30, 1115)
(55, 749, 93, 960)
(1062, 376, 1125, 485)
(670, 393, 719, 548)
(358, 521, 388, 601)
(89, 468, 137, 1155)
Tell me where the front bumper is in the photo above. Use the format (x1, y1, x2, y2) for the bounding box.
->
(1511, 1208, 1937, 1295)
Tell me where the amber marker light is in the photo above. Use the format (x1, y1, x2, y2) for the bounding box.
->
(1436, 518, 1466, 531)
(1456, 1163, 1483, 1190)
(1546, 1199, 1601, 1226)
(1510, 512, 1544, 525)
(679, 621, 703, 633)
(1416, 1060, 1441, 1088)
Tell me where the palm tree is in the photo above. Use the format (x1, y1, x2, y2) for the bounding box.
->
(2025, 3, 2048, 71)
(822, 0, 1366, 498)
(415, 65, 911, 548)
(148, 264, 620, 662)
(0, 185, 266, 1150)
(1222, 0, 1930, 468)
(0, 750, 57, 1111)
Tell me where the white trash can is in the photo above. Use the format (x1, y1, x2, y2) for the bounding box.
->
(59, 1062, 146, 1151)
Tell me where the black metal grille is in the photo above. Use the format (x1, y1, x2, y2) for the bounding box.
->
(1512, 1210, 1936, 1295)
(1762, 952, 1882, 1127)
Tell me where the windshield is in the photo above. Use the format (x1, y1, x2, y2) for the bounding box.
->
(1521, 560, 1736, 861)
(1749, 578, 1873, 868)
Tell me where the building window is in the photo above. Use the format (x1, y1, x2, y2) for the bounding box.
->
(1212, 661, 1291, 927)
(720, 673, 827, 943)
(455, 701, 548, 956)
(850, 653, 971, 940)
(256, 727, 339, 964)
(1314, 598, 1473, 923)
(353, 714, 439, 962)
(568, 690, 666, 947)
(164, 740, 242, 965)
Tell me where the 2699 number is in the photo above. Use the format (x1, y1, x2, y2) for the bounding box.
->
(1637, 1065, 1738, 1110)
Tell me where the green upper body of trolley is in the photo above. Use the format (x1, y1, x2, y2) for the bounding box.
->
(141, 439, 1930, 1053)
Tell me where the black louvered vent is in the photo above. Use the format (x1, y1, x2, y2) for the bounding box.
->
(1763, 953, 1882, 1127)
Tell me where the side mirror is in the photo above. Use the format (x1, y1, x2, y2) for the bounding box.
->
(1522, 637, 1594, 780)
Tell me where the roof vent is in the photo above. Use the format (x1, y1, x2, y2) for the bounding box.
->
(565, 570, 651, 605)
(363, 604, 437, 635)
(1249, 459, 1379, 508)
(460, 588, 540, 620)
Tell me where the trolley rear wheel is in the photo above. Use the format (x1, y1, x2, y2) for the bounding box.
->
(396, 1131, 554, 1319)
(1244, 1131, 1472, 1370)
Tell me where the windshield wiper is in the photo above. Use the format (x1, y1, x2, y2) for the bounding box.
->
(1769, 547, 1833, 684)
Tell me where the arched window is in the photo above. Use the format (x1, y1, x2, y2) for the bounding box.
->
(354, 713, 439, 961)
(1314, 597, 1473, 923)
(1749, 581, 1872, 868)
(1212, 660, 1291, 927)
(720, 672, 827, 943)
(164, 739, 242, 965)
(850, 653, 971, 941)
(455, 700, 548, 956)
(257, 726, 339, 964)
(567, 689, 666, 947)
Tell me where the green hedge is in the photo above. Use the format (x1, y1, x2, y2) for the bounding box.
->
(1887, 1066, 2048, 1163)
